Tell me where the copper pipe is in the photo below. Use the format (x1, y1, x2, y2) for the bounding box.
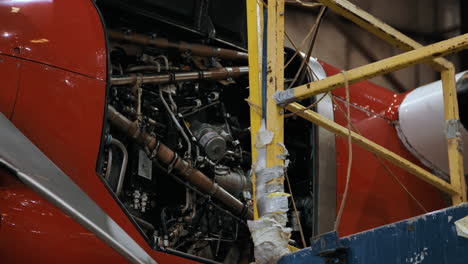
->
(111, 66, 249, 86)
(107, 106, 253, 220)
(108, 30, 248, 61)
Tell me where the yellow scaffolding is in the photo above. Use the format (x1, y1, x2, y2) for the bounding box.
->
(248, 0, 467, 221)
(246, 0, 288, 220)
(246, 0, 263, 220)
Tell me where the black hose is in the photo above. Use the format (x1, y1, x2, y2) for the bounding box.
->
(160, 207, 168, 235)
(131, 214, 155, 231)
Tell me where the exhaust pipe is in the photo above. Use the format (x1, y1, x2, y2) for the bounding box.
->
(111, 66, 249, 86)
(108, 30, 248, 61)
(107, 105, 253, 220)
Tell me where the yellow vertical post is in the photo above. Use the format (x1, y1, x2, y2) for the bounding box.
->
(247, 0, 294, 259)
(246, 0, 263, 219)
(266, 0, 285, 169)
(441, 67, 467, 204)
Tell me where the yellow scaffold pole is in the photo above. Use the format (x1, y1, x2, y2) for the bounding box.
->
(315, 0, 453, 71)
(286, 102, 459, 196)
(246, 0, 263, 220)
(274, 34, 468, 104)
(265, 0, 286, 169)
(313, 0, 466, 204)
(441, 67, 467, 203)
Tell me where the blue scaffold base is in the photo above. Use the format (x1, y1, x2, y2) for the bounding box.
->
(279, 203, 468, 264)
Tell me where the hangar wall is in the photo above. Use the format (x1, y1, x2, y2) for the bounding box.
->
(284, 0, 462, 91)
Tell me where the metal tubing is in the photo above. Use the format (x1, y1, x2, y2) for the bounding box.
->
(131, 214, 155, 231)
(275, 34, 468, 105)
(107, 106, 253, 220)
(108, 30, 248, 61)
(181, 188, 191, 214)
(159, 88, 192, 159)
(111, 66, 249, 86)
(111, 138, 128, 196)
(285, 102, 459, 196)
(104, 147, 113, 180)
(215, 171, 251, 194)
(316, 0, 453, 71)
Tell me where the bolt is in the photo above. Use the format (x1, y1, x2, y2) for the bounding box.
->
(279, 12, 284, 16)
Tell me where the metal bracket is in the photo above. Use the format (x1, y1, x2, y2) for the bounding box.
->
(166, 153, 178, 174)
(446, 119, 461, 139)
(148, 141, 161, 160)
(311, 231, 348, 262)
(273, 89, 297, 106)
(194, 0, 216, 38)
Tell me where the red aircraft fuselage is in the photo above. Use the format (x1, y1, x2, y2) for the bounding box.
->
(0, 1, 446, 263)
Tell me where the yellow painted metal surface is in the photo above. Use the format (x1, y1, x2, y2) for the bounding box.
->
(278, 0, 468, 204)
(285, 102, 459, 196)
(441, 68, 467, 204)
(246, 1, 467, 245)
(282, 34, 468, 103)
(277, 0, 467, 204)
(246, 0, 263, 220)
(265, 0, 286, 169)
(311, 0, 466, 204)
(242, 1, 467, 261)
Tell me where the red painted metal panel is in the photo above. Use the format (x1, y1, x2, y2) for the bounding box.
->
(0, 171, 128, 264)
(0, 170, 199, 264)
(0, 0, 106, 80)
(0, 0, 448, 258)
(0, 1, 199, 261)
(0, 55, 20, 118)
(321, 63, 405, 121)
(8, 61, 198, 263)
(320, 62, 446, 237)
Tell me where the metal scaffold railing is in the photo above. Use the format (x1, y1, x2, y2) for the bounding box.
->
(274, 0, 467, 205)
(246, 0, 468, 262)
